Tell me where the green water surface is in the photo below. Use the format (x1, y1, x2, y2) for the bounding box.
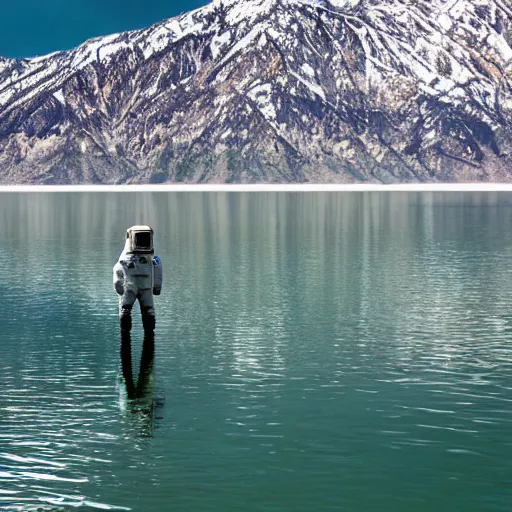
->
(0, 192, 511, 511)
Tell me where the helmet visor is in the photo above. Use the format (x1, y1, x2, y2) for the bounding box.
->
(134, 231, 152, 250)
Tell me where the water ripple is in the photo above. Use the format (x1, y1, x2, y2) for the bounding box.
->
(0, 192, 511, 511)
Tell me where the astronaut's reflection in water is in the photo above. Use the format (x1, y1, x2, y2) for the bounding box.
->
(119, 329, 164, 437)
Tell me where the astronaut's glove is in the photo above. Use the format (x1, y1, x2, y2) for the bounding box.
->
(115, 283, 125, 296)
(153, 287, 161, 296)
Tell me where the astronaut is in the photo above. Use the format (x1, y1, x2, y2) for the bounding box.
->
(113, 225, 163, 333)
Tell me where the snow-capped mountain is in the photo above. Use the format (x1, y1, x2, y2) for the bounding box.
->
(0, 0, 511, 183)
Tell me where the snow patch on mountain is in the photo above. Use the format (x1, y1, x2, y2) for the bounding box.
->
(53, 89, 65, 105)
(210, 31, 232, 59)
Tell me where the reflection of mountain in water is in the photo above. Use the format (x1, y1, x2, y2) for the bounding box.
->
(1, 191, 512, 373)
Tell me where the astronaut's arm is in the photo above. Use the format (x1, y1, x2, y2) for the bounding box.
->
(153, 256, 163, 295)
(113, 262, 125, 295)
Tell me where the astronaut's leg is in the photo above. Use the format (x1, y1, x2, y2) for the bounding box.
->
(119, 289, 137, 332)
(139, 289, 156, 332)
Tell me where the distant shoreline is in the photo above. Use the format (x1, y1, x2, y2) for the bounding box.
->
(2, 184, 512, 192)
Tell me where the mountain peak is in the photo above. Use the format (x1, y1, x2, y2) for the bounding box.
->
(0, 0, 511, 184)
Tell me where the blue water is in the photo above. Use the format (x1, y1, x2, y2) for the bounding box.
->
(0, 192, 511, 511)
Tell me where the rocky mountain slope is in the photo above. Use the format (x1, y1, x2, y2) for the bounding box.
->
(0, 0, 511, 183)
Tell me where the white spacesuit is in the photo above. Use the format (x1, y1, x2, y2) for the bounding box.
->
(113, 225, 163, 332)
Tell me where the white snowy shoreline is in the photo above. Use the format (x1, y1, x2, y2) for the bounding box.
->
(2, 184, 512, 192)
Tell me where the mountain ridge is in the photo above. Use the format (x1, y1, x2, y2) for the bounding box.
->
(0, 0, 511, 183)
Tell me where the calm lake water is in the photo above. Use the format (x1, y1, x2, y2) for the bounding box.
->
(0, 192, 511, 512)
